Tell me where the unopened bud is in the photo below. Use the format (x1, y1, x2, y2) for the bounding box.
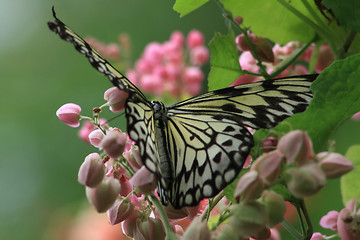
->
(129, 165, 157, 194)
(104, 87, 128, 112)
(78, 153, 105, 187)
(182, 217, 211, 240)
(286, 162, 326, 198)
(134, 217, 165, 240)
(260, 190, 285, 227)
(251, 150, 284, 185)
(88, 129, 105, 148)
(251, 37, 274, 63)
(107, 199, 134, 225)
(100, 128, 127, 159)
(56, 103, 81, 128)
(317, 152, 354, 179)
(262, 136, 278, 153)
(229, 201, 267, 238)
(278, 130, 314, 166)
(86, 177, 121, 212)
(234, 171, 265, 203)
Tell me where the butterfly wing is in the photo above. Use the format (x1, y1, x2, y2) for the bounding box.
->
(164, 75, 317, 208)
(48, 9, 160, 177)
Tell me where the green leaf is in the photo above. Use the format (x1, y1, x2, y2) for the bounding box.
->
(220, 0, 317, 44)
(208, 31, 242, 91)
(341, 145, 360, 205)
(173, 0, 209, 17)
(256, 54, 360, 152)
(323, 0, 360, 33)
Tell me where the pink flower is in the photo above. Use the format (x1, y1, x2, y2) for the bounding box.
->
(315, 44, 334, 72)
(337, 207, 360, 240)
(317, 152, 354, 179)
(107, 199, 134, 225)
(104, 87, 128, 112)
(88, 129, 105, 148)
(86, 177, 121, 213)
(319, 210, 338, 230)
(78, 121, 96, 143)
(170, 31, 184, 49)
(278, 130, 314, 166)
(234, 171, 265, 203)
(78, 153, 105, 188)
(351, 111, 360, 121)
(99, 128, 127, 159)
(182, 67, 204, 84)
(129, 165, 157, 194)
(187, 30, 204, 49)
(190, 46, 209, 66)
(56, 103, 81, 127)
(310, 232, 326, 240)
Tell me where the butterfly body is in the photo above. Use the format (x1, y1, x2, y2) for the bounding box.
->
(48, 9, 318, 209)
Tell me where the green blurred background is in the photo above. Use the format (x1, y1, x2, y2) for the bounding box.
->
(1, 0, 359, 239)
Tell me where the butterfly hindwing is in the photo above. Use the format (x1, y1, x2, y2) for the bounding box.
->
(165, 114, 253, 208)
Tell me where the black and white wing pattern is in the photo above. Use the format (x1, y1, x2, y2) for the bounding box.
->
(47, 8, 159, 182)
(48, 9, 317, 209)
(163, 75, 316, 208)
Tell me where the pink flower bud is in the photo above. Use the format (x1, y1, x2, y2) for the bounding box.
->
(182, 67, 204, 84)
(105, 43, 120, 60)
(85, 177, 121, 212)
(229, 201, 268, 238)
(235, 32, 256, 52)
(234, 16, 243, 25)
(182, 217, 211, 240)
(122, 210, 140, 238)
(262, 136, 278, 153)
(104, 87, 128, 112)
(129, 165, 157, 194)
(56, 103, 81, 127)
(351, 112, 360, 121)
(107, 199, 134, 225)
(315, 44, 334, 72)
(128, 146, 143, 170)
(278, 130, 314, 166)
(78, 153, 105, 187)
(286, 162, 326, 198)
(337, 207, 360, 240)
(190, 46, 209, 66)
(251, 37, 274, 63)
(133, 217, 165, 240)
(260, 190, 285, 227)
(317, 152, 354, 179)
(234, 171, 265, 203)
(78, 121, 95, 143)
(88, 129, 105, 147)
(310, 232, 326, 240)
(187, 30, 204, 49)
(319, 210, 338, 230)
(251, 150, 284, 185)
(170, 31, 184, 49)
(99, 128, 127, 159)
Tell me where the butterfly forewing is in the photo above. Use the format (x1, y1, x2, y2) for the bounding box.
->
(169, 75, 315, 130)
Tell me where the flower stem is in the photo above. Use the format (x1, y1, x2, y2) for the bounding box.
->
(149, 194, 178, 240)
(212, 0, 270, 79)
(281, 219, 303, 240)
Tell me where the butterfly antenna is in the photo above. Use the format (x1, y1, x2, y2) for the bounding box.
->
(105, 111, 126, 124)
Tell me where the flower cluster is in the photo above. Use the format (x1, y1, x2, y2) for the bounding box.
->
(232, 31, 334, 86)
(126, 30, 209, 99)
(220, 130, 354, 239)
(311, 198, 360, 240)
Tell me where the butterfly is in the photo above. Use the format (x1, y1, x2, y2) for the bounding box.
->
(48, 8, 317, 209)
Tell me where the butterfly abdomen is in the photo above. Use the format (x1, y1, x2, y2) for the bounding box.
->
(152, 101, 174, 191)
